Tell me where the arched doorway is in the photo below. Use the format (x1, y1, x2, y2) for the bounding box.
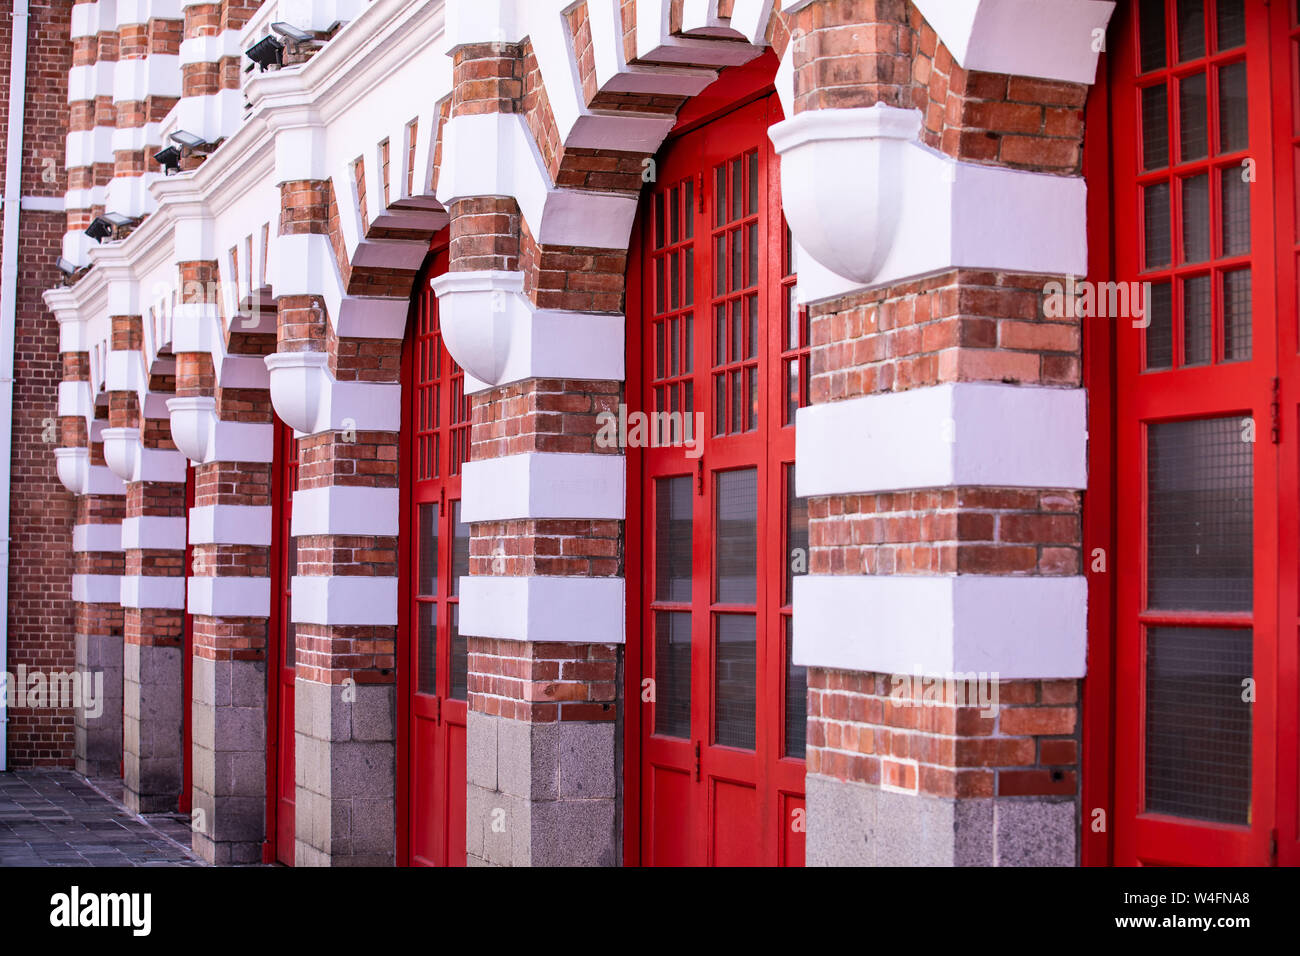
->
(626, 77, 809, 866)
(398, 240, 471, 866)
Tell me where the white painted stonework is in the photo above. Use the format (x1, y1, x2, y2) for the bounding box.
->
(795, 383, 1088, 497)
(72, 574, 123, 605)
(461, 453, 626, 523)
(121, 516, 188, 551)
(291, 575, 399, 627)
(460, 575, 626, 644)
(121, 575, 187, 611)
(188, 506, 273, 547)
(792, 573, 1087, 679)
(186, 575, 271, 618)
(291, 486, 400, 538)
(72, 524, 124, 554)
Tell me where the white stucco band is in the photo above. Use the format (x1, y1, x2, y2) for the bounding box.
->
(72, 575, 123, 605)
(291, 486, 399, 538)
(186, 576, 270, 618)
(291, 575, 398, 627)
(460, 575, 625, 644)
(188, 505, 273, 547)
(796, 383, 1087, 497)
(461, 453, 626, 523)
(121, 575, 187, 611)
(791, 573, 1086, 678)
(121, 516, 188, 551)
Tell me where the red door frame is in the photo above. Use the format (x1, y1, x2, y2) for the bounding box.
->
(179, 466, 195, 814)
(396, 232, 469, 867)
(265, 421, 297, 864)
(623, 59, 806, 866)
(1098, 0, 1284, 866)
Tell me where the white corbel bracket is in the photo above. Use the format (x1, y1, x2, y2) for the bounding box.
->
(431, 270, 625, 393)
(770, 104, 1088, 301)
(265, 350, 401, 437)
(102, 427, 188, 484)
(166, 396, 275, 464)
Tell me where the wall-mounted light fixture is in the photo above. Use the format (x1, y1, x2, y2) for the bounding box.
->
(246, 34, 285, 72)
(84, 212, 141, 243)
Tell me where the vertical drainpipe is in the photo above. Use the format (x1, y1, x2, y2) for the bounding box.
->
(0, 0, 32, 771)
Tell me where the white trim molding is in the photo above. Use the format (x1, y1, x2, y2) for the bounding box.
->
(72, 574, 123, 605)
(791, 573, 1087, 678)
(461, 453, 626, 523)
(121, 575, 187, 611)
(795, 383, 1088, 496)
(459, 575, 625, 644)
(73, 524, 124, 554)
(121, 515, 188, 551)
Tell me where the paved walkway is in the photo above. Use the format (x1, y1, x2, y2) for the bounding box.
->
(0, 769, 202, 866)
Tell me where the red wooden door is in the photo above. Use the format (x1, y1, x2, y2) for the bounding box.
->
(268, 422, 297, 865)
(399, 246, 470, 867)
(1269, 0, 1300, 867)
(1110, 0, 1282, 865)
(632, 94, 808, 866)
(180, 466, 194, 814)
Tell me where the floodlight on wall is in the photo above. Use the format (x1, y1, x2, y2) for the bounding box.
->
(246, 34, 285, 71)
(56, 257, 78, 276)
(170, 130, 214, 152)
(270, 22, 315, 43)
(85, 212, 140, 243)
(154, 145, 183, 175)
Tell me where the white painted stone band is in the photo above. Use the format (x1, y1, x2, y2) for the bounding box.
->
(121, 575, 187, 611)
(291, 575, 399, 627)
(186, 576, 270, 618)
(188, 505, 273, 547)
(459, 575, 625, 644)
(121, 516, 187, 551)
(291, 486, 399, 538)
(791, 573, 1086, 678)
(72, 574, 122, 604)
(461, 453, 626, 523)
(795, 383, 1087, 497)
(73, 524, 123, 554)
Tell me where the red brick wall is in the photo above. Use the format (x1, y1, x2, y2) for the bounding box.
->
(2, 0, 77, 767)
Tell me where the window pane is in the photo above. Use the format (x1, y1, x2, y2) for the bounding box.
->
(1140, 0, 1168, 72)
(1182, 274, 1212, 366)
(1179, 72, 1208, 161)
(1147, 416, 1253, 611)
(1223, 267, 1252, 361)
(714, 614, 756, 749)
(418, 503, 438, 597)
(1218, 60, 1248, 153)
(1142, 84, 1169, 170)
(1181, 173, 1210, 263)
(450, 604, 467, 701)
(1145, 626, 1252, 823)
(1145, 183, 1172, 269)
(716, 469, 757, 605)
(784, 618, 806, 758)
(655, 476, 693, 603)
(1176, 0, 1205, 61)
(1221, 167, 1251, 255)
(1215, 0, 1245, 49)
(785, 463, 808, 605)
(418, 601, 436, 695)
(654, 612, 691, 738)
(1146, 281, 1174, 370)
(451, 500, 470, 597)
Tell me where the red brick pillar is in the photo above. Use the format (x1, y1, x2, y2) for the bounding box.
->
(269, 179, 403, 866)
(772, 0, 1106, 865)
(171, 259, 276, 864)
(437, 39, 630, 866)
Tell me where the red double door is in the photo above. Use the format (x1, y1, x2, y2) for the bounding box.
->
(1108, 0, 1300, 865)
(399, 246, 471, 867)
(268, 422, 297, 865)
(628, 92, 809, 866)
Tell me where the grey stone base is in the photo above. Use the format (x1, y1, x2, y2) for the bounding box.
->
(806, 773, 1077, 866)
(74, 632, 123, 779)
(190, 656, 266, 865)
(294, 678, 396, 867)
(466, 712, 618, 867)
(123, 643, 183, 814)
